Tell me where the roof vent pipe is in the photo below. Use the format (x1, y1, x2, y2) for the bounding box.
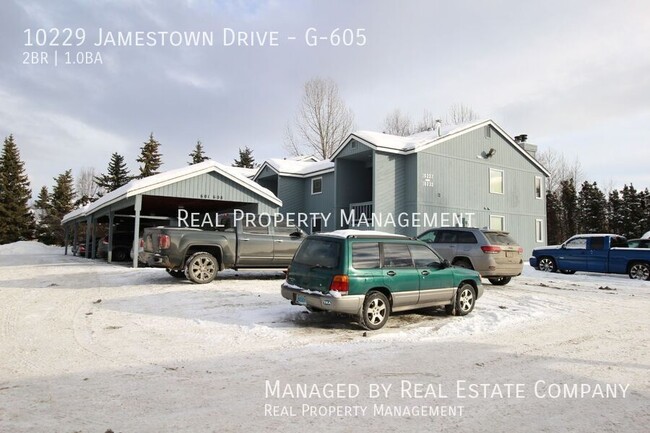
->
(434, 119, 442, 137)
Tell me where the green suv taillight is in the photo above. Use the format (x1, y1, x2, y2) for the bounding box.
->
(330, 275, 349, 295)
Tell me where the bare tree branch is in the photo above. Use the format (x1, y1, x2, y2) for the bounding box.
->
(537, 148, 584, 192)
(414, 109, 437, 133)
(382, 109, 413, 136)
(446, 103, 480, 125)
(284, 77, 355, 159)
(75, 167, 99, 205)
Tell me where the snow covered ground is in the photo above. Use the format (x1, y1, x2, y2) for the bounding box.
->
(0, 241, 648, 432)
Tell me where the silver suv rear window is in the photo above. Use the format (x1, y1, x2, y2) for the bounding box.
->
(484, 232, 518, 246)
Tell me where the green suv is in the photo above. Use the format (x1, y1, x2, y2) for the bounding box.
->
(281, 230, 483, 330)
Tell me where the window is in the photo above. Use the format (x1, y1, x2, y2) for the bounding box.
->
(242, 215, 270, 235)
(418, 229, 439, 244)
(489, 168, 504, 194)
(535, 176, 543, 199)
(409, 244, 443, 268)
(438, 230, 457, 243)
(352, 242, 380, 269)
(484, 125, 491, 138)
(274, 220, 301, 237)
(590, 237, 605, 250)
(485, 231, 518, 246)
(311, 177, 322, 195)
(382, 243, 414, 268)
(489, 215, 505, 231)
(456, 231, 478, 244)
(564, 237, 587, 249)
(293, 238, 340, 268)
(535, 219, 544, 243)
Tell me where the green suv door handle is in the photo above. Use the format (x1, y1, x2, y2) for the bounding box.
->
(386, 271, 396, 277)
(421, 270, 430, 276)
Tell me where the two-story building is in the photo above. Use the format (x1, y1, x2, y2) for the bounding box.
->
(254, 119, 549, 255)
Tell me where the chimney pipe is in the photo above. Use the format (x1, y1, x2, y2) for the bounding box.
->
(434, 119, 442, 137)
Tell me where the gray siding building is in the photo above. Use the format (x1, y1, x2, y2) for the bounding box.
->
(255, 120, 550, 256)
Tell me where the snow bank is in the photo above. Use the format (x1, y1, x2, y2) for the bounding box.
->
(0, 241, 63, 255)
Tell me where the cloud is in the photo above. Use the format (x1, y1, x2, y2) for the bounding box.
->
(0, 86, 131, 189)
(1, 0, 650, 196)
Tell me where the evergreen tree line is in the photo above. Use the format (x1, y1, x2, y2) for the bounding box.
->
(546, 180, 650, 245)
(0, 133, 258, 245)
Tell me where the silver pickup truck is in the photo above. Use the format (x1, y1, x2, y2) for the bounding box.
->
(139, 214, 305, 283)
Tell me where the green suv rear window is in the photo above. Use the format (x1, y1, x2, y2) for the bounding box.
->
(293, 238, 340, 268)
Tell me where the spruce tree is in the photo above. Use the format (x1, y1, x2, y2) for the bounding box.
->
(559, 179, 578, 239)
(95, 152, 132, 193)
(33, 186, 55, 244)
(137, 133, 163, 178)
(620, 184, 643, 238)
(189, 140, 209, 165)
(0, 135, 35, 243)
(546, 190, 562, 245)
(639, 188, 650, 236)
(233, 146, 256, 168)
(49, 170, 75, 245)
(577, 181, 607, 233)
(608, 189, 624, 236)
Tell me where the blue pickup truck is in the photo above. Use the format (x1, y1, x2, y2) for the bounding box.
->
(530, 234, 650, 280)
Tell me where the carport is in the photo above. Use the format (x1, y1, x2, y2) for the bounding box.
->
(62, 160, 282, 267)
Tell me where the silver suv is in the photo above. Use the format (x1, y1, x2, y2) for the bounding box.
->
(417, 227, 523, 285)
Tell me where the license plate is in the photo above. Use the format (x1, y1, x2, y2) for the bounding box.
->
(295, 294, 307, 306)
(506, 251, 513, 258)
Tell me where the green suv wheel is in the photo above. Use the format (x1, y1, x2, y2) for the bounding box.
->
(360, 292, 390, 330)
(446, 283, 476, 316)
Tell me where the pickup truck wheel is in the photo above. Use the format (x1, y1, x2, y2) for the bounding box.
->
(488, 277, 511, 286)
(453, 283, 476, 316)
(629, 263, 650, 280)
(166, 269, 187, 279)
(186, 252, 218, 284)
(537, 257, 556, 272)
(360, 292, 390, 330)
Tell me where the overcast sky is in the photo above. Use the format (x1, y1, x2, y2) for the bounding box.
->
(1, 0, 649, 195)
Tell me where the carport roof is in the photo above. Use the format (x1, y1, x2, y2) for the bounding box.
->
(62, 160, 281, 224)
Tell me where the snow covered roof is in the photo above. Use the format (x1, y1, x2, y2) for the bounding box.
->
(225, 166, 257, 179)
(254, 158, 334, 179)
(62, 160, 281, 224)
(332, 119, 551, 177)
(288, 155, 319, 162)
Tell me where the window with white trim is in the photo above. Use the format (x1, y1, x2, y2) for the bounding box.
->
(535, 176, 543, 199)
(535, 219, 544, 243)
(489, 168, 504, 194)
(311, 177, 322, 195)
(489, 215, 505, 231)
